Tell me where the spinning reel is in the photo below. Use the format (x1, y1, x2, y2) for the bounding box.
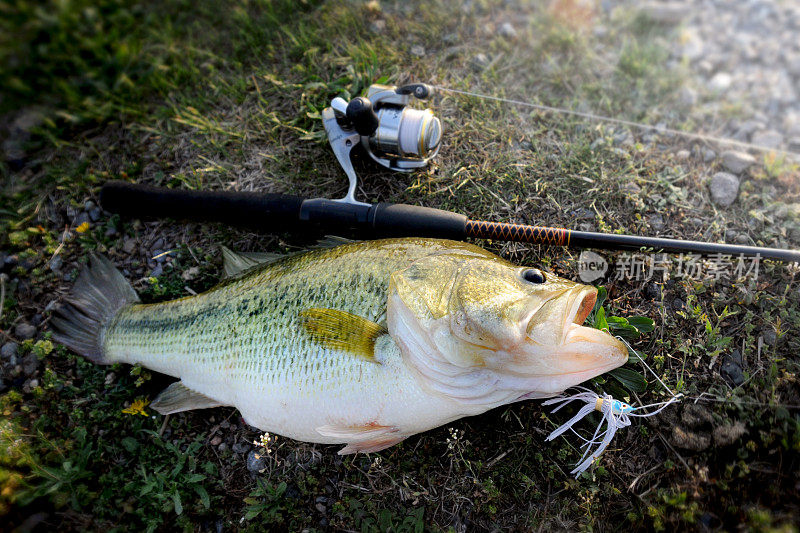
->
(322, 83, 442, 205)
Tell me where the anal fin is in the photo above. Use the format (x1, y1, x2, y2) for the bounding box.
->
(150, 382, 225, 415)
(316, 423, 405, 454)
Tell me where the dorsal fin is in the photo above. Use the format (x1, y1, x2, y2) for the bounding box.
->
(220, 246, 285, 278)
(150, 382, 225, 415)
(313, 236, 354, 249)
(299, 308, 387, 362)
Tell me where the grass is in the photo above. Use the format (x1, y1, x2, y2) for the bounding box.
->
(2, 0, 800, 530)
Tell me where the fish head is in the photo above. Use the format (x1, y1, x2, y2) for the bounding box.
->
(388, 246, 627, 406)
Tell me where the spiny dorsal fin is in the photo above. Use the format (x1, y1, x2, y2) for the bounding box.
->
(299, 308, 387, 362)
(150, 382, 225, 415)
(221, 246, 285, 278)
(313, 236, 354, 250)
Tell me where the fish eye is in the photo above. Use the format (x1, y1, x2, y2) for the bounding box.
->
(522, 268, 546, 284)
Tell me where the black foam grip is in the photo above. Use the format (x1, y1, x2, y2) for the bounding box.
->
(369, 202, 467, 239)
(100, 181, 306, 231)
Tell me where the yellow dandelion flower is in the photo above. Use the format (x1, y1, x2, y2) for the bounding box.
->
(121, 397, 150, 416)
(75, 221, 90, 233)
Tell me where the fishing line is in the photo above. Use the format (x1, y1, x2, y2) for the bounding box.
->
(434, 86, 800, 159)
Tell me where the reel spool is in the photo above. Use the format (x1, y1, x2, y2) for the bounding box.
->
(322, 83, 442, 205)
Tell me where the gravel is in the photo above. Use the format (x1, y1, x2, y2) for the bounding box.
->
(21, 353, 39, 376)
(1, 342, 18, 360)
(720, 151, 756, 174)
(708, 172, 740, 207)
(14, 322, 36, 340)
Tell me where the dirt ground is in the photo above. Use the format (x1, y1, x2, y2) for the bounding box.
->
(1, 0, 799, 531)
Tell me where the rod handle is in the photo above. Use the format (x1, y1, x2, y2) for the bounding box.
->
(100, 181, 306, 231)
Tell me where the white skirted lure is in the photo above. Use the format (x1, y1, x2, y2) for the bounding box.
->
(544, 387, 681, 477)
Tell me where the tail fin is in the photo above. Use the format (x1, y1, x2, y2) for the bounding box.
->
(50, 254, 139, 364)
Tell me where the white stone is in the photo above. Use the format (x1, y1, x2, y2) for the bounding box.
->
(721, 150, 756, 174)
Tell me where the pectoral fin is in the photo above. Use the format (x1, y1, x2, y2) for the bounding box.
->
(150, 382, 225, 415)
(316, 423, 405, 454)
(300, 308, 387, 362)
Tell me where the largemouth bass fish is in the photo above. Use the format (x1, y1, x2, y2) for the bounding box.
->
(52, 238, 627, 453)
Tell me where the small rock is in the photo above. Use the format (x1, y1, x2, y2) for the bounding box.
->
(751, 130, 783, 149)
(671, 426, 711, 451)
(369, 19, 386, 33)
(703, 148, 716, 163)
(644, 281, 662, 300)
(210, 435, 223, 446)
(217, 443, 228, 452)
(498, 22, 517, 39)
(22, 353, 39, 376)
(232, 442, 251, 454)
(410, 45, 425, 57)
(735, 233, 749, 244)
(709, 172, 740, 207)
(220, 420, 230, 429)
(640, 2, 688, 24)
(84, 200, 96, 211)
(149, 264, 163, 278)
(721, 350, 745, 386)
(246, 450, 268, 473)
(647, 213, 665, 231)
(105, 226, 118, 237)
(713, 421, 746, 447)
(48, 255, 63, 272)
(315, 503, 327, 514)
(28, 378, 39, 389)
(105, 372, 116, 385)
(762, 329, 778, 346)
(678, 87, 698, 106)
(151, 238, 165, 251)
(89, 207, 103, 222)
(671, 298, 684, 310)
(74, 211, 90, 227)
(675, 149, 690, 160)
(721, 150, 756, 174)
(15, 322, 36, 340)
(1, 342, 19, 360)
(471, 53, 490, 71)
(707, 72, 732, 92)
(182, 267, 200, 281)
(122, 239, 137, 254)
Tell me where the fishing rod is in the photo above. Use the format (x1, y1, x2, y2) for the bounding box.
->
(100, 82, 800, 263)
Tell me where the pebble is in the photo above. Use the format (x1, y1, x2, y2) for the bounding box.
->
(74, 211, 90, 227)
(217, 443, 228, 452)
(647, 213, 665, 231)
(105, 226, 118, 237)
(232, 442, 251, 454)
(751, 130, 783, 149)
(182, 267, 200, 281)
(210, 435, 223, 446)
(22, 353, 39, 376)
(640, 2, 688, 24)
(48, 255, 62, 272)
(246, 450, 268, 473)
(709, 172, 740, 207)
(675, 149, 690, 160)
(15, 322, 36, 340)
(721, 150, 756, 174)
(410, 45, 425, 57)
(1, 342, 18, 360)
(735, 233, 749, 244)
(702, 148, 716, 163)
(89, 207, 102, 222)
(707, 72, 732, 91)
(149, 264, 163, 278)
(471, 53, 490, 71)
(762, 329, 778, 346)
(498, 22, 517, 39)
(369, 20, 386, 33)
(122, 238, 137, 254)
(721, 350, 744, 386)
